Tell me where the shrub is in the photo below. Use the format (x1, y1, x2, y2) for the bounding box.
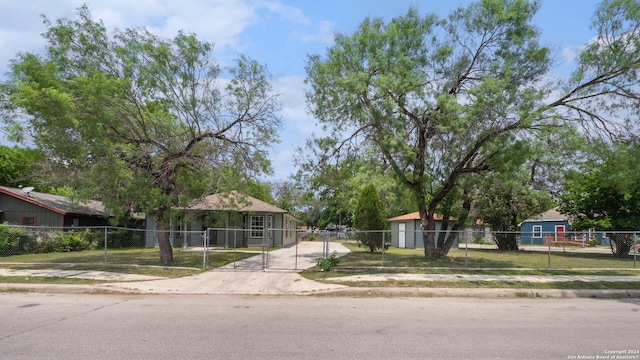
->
(316, 251, 340, 272)
(56, 232, 90, 252)
(0, 223, 27, 256)
(34, 230, 91, 253)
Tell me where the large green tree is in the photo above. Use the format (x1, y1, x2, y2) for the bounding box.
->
(473, 169, 554, 250)
(1, 6, 281, 264)
(354, 184, 388, 252)
(473, 131, 576, 250)
(305, 0, 640, 258)
(560, 140, 640, 256)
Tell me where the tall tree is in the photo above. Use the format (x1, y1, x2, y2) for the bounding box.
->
(1, 6, 281, 263)
(560, 140, 640, 256)
(305, 0, 640, 258)
(354, 184, 388, 252)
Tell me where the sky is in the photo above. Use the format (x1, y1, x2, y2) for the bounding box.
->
(0, 0, 604, 182)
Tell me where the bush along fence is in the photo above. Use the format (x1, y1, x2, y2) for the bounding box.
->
(0, 224, 145, 258)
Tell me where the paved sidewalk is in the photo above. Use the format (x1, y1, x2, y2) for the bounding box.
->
(0, 268, 165, 281)
(326, 273, 640, 283)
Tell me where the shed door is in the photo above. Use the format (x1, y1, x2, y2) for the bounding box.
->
(555, 225, 565, 242)
(399, 223, 406, 248)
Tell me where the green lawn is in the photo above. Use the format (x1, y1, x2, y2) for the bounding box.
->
(0, 248, 258, 278)
(332, 241, 639, 270)
(301, 241, 640, 290)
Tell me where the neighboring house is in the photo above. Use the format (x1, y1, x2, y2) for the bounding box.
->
(145, 191, 299, 248)
(0, 186, 108, 228)
(519, 207, 572, 245)
(387, 211, 458, 249)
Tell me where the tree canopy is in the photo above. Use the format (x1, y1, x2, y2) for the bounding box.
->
(0, 146, 45, 188)
(560, 140, 640, 232)
(354, 184, 388, 252)
(1, 6, 281, 263)
(305, 0, 640, 258)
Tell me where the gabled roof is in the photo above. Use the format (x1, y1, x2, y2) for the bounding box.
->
(521, 207, 570, 223)
(187, 190, 288, 214)
(388, 211, 447, 222)
(0, 186, 107, 217)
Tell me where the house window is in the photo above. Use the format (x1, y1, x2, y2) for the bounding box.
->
(251, 216, 264, 238)
(21, 216, 36, 226)
(267, 215, 273, 239)
(533, 225, 542, 238)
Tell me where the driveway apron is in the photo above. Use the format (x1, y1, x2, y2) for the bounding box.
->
(99, 241, 350, 295)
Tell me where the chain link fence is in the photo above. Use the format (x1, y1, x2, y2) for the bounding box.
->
(2, 223, 639, 270)
(0, 224, 305, 270)
(316, 229, 640, 270)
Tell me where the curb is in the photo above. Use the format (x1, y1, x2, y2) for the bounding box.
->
(3, 283, 640, 298)
(312, 287, 640, 298)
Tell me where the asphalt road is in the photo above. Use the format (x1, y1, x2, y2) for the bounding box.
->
(1, 293, 639, 360)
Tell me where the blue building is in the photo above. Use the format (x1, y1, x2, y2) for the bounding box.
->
(519, 207, 571, 245)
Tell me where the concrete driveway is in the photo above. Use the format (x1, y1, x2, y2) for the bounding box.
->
(99, 241, 351, 295)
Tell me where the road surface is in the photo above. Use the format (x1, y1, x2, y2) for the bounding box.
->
(1, 293, 638, 359)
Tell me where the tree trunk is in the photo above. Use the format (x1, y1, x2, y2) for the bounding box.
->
(421, 211, 438, 259)
(155, 213, 173, 265)
(608, 233, 632, 258)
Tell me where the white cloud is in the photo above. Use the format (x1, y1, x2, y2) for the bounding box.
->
(561, 46, 578, 66)
(298, 20, 335, 44)
(252, 0, 309, 24)
(273, 76, 319, 139)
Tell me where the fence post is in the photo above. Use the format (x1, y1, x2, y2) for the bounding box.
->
(633, 234, 637, 269)
(295, 231, 298, 271)
(547, 233, 552, 269)
(104, 226, 108, 263)
(464, 231, 469, 270)
(323, 232, 329, 259)
(381, 231, 385, 267)
(202, 229, 208, 271)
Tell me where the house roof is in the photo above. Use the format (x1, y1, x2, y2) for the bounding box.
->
(521, 207, 570, 223)
(186, 191, 288, 214)
(0, 186, 107, 217)
(388, 211, 447, 222)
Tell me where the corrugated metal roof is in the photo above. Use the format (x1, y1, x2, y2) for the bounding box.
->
(0, 186, 107, 216)
(187, 190, 287, 214)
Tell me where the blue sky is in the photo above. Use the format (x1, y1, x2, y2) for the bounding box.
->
(0, 0, 603, 182)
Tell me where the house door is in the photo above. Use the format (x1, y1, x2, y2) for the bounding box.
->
(555, 225, 565, 242)
(399, 223, 406, 248)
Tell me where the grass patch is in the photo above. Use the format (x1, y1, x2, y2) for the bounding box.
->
(333, 241, 639, 269)
(0, 248, 258, 278)
(300, 241, 640, 290)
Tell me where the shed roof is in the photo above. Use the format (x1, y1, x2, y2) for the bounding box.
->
(186, 190, 288, 214)
(0, 186, 107, 217)
(388, 211, 447, 222)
